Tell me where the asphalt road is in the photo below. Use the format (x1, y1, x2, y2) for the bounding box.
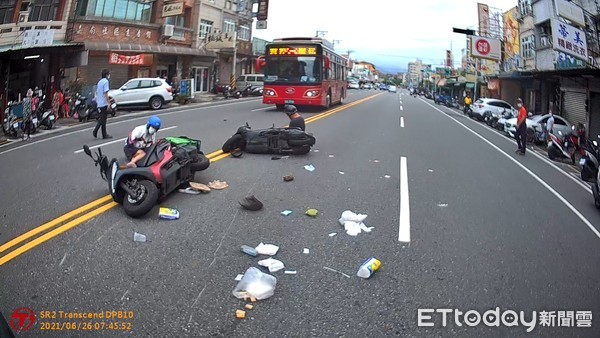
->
(1, 89, 599, 337)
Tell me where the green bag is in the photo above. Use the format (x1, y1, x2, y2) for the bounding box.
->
(165, 136, 199, 147)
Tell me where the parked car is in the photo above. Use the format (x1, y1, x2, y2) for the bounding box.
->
(496, 110, 516, 131)
(504, 114, 573, 143)
(388, 85, 397, 93)
(348, 81, 360, 89)
(379, 84, 388, 91)
(109, 78, 173, 110)
(470, 98, 517, 122)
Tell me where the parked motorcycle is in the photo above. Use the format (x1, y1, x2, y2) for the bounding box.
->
(35, 95, 56, 130)
(547, 126, 579, 164)
(223, 85, 241, 99)
(2, 102, 24, 138)
(69, 93, 88, 121)
(580, 136, 600, 182)
(82, 136, 210, 218)
(240, 85, 263, 97)
(222, 122, 316, 155)
(79, 96, 117, 122)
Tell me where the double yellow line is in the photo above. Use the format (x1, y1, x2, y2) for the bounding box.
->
(0, 93, 381, 266)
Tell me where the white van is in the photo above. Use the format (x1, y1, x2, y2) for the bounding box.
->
(236, 74, 264, 88)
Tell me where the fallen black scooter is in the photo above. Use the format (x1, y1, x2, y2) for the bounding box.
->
(222, 122, 316, 155)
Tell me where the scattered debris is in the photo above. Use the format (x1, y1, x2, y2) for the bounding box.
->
(283, 175, 294, 182)
(258, 257, 285, 273)
(339, 171, 345, 175)
(245, 304, 254, 310)
(313, 149, 319, 152)
(339, 210, 373, 236)
(255, 243, 280, 256)
(241, 245, 258, 257)
(159, 207, 179, 220)
(328, 233, 337, 237)
(208, 180, 229, 190)
(232, 267, 277, 300)
(236, 310, 246, 319)
(281, 210, 292, 216)
(189, 182, 211, 192)
(384, 175, 391, 178)
(178, 187, 200, 195)
(437, 203, 448, 207)
(235, 274, 244, 281)
(328, 154, 334, 158)
(304, 164, 316, 172)
(357, 257, 381, 278)
(284, 270, 297, 275)
(428, 169, 433, 172)
(133, 232, 146, 242)
(271, 156, 283, 160)
(373, 159, 380, 163)
(303, 248, 310, 254)
(305, 208, 318, 217)
(239, 195, 263, 211)
(323, 266, 351, 278)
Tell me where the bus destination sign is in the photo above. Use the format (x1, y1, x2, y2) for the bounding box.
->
(269, 46, 317, 56)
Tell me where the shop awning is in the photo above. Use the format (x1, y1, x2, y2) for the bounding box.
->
(84, 42, 217, 57)
(466, 83, 475, 89)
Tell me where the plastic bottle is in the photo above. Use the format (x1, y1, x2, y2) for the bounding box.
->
(241, 245, 258, 257)
(357, 257, 381, 278)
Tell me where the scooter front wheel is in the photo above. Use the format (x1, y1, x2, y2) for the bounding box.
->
(122, 179, 159, 218)
(593, 184, 600, 209)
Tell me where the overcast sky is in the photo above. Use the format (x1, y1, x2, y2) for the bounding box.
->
(251, 0, 519, 73)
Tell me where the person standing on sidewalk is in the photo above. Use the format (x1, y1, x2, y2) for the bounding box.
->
(545, 109, 555, 143)
(93, 69, 112, 139)
(515, 98, 527, 155)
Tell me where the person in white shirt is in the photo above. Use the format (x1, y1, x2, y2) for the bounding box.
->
(124, 116, 161, 168)
(546, 110, 555, 142)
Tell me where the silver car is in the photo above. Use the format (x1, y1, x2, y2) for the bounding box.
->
(504, 114, 573, 143)
(109, 78, 173, 110)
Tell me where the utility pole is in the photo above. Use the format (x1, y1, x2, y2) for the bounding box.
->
(315, 30, 327, 38)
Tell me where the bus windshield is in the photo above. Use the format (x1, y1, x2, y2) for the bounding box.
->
(264, 56, 321, 84)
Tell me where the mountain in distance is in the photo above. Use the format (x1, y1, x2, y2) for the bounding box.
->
(376, 64, 407, 75)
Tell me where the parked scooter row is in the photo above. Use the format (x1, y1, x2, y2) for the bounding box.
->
(72, 93, 117, 122)
(222, 85, 263, 99)
(2, 96, 56, 138)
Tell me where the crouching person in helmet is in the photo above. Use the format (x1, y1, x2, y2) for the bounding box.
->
(284, 104, 305, 131)
(124, 116, 161, 168)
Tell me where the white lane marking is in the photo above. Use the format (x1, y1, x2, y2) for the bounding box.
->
(423, 100, 600, 240)
(400, 116, 405, 128)
(400, 106, 404, 111)
(399, 156, 411, 242)
(429, 100, 593, 194)
(250, 107, 271, 111)
(73, 126, 178, 154)
(0, 100, 261, 155)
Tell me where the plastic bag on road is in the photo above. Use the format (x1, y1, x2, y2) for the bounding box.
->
(232, 267, 277, 300)
(258, 257, 285, 273)
(339, 210, 373, 236)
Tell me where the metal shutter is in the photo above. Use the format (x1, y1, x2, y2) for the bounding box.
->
(562, 90, 587, 128)
(589, 92, 600, 139)
(85, 56, 129, 91)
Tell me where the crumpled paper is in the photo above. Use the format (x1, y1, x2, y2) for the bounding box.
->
(338, 210, 374, 236)
(258, 258, 285, 273)
(255, 242, 280, 256)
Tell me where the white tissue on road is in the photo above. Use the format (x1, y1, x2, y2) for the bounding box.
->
(338, 210, 374, 236)
(304, 164, 316, 172)
(258, 258, 285, 273)
(255, 242, 280, 256)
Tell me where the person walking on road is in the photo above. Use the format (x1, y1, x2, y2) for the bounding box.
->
(93, 69, 112, 139)
(515, 98, 527, 155)
(546, 109, 555, 143)
(284, 104, 305, 131)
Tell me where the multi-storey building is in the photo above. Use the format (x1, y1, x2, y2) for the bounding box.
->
(0, 0, 255, 113)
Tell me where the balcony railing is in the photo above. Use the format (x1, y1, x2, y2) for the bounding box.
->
(0, 21, 67, 49)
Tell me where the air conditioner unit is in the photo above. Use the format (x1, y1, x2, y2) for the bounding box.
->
(162, 24, 174, 38)
(18, 12, 29, 23)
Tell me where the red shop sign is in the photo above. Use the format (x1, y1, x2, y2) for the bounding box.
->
(109, 52, 145, 65)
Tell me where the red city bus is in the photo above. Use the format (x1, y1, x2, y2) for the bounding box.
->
(258, 37, 347, 110)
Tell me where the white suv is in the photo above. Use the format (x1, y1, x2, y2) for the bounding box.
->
(109, 78, 173, 110)
(470, 98, 516, 121)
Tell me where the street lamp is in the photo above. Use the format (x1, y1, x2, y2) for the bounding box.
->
(452, 27, 478, 99)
